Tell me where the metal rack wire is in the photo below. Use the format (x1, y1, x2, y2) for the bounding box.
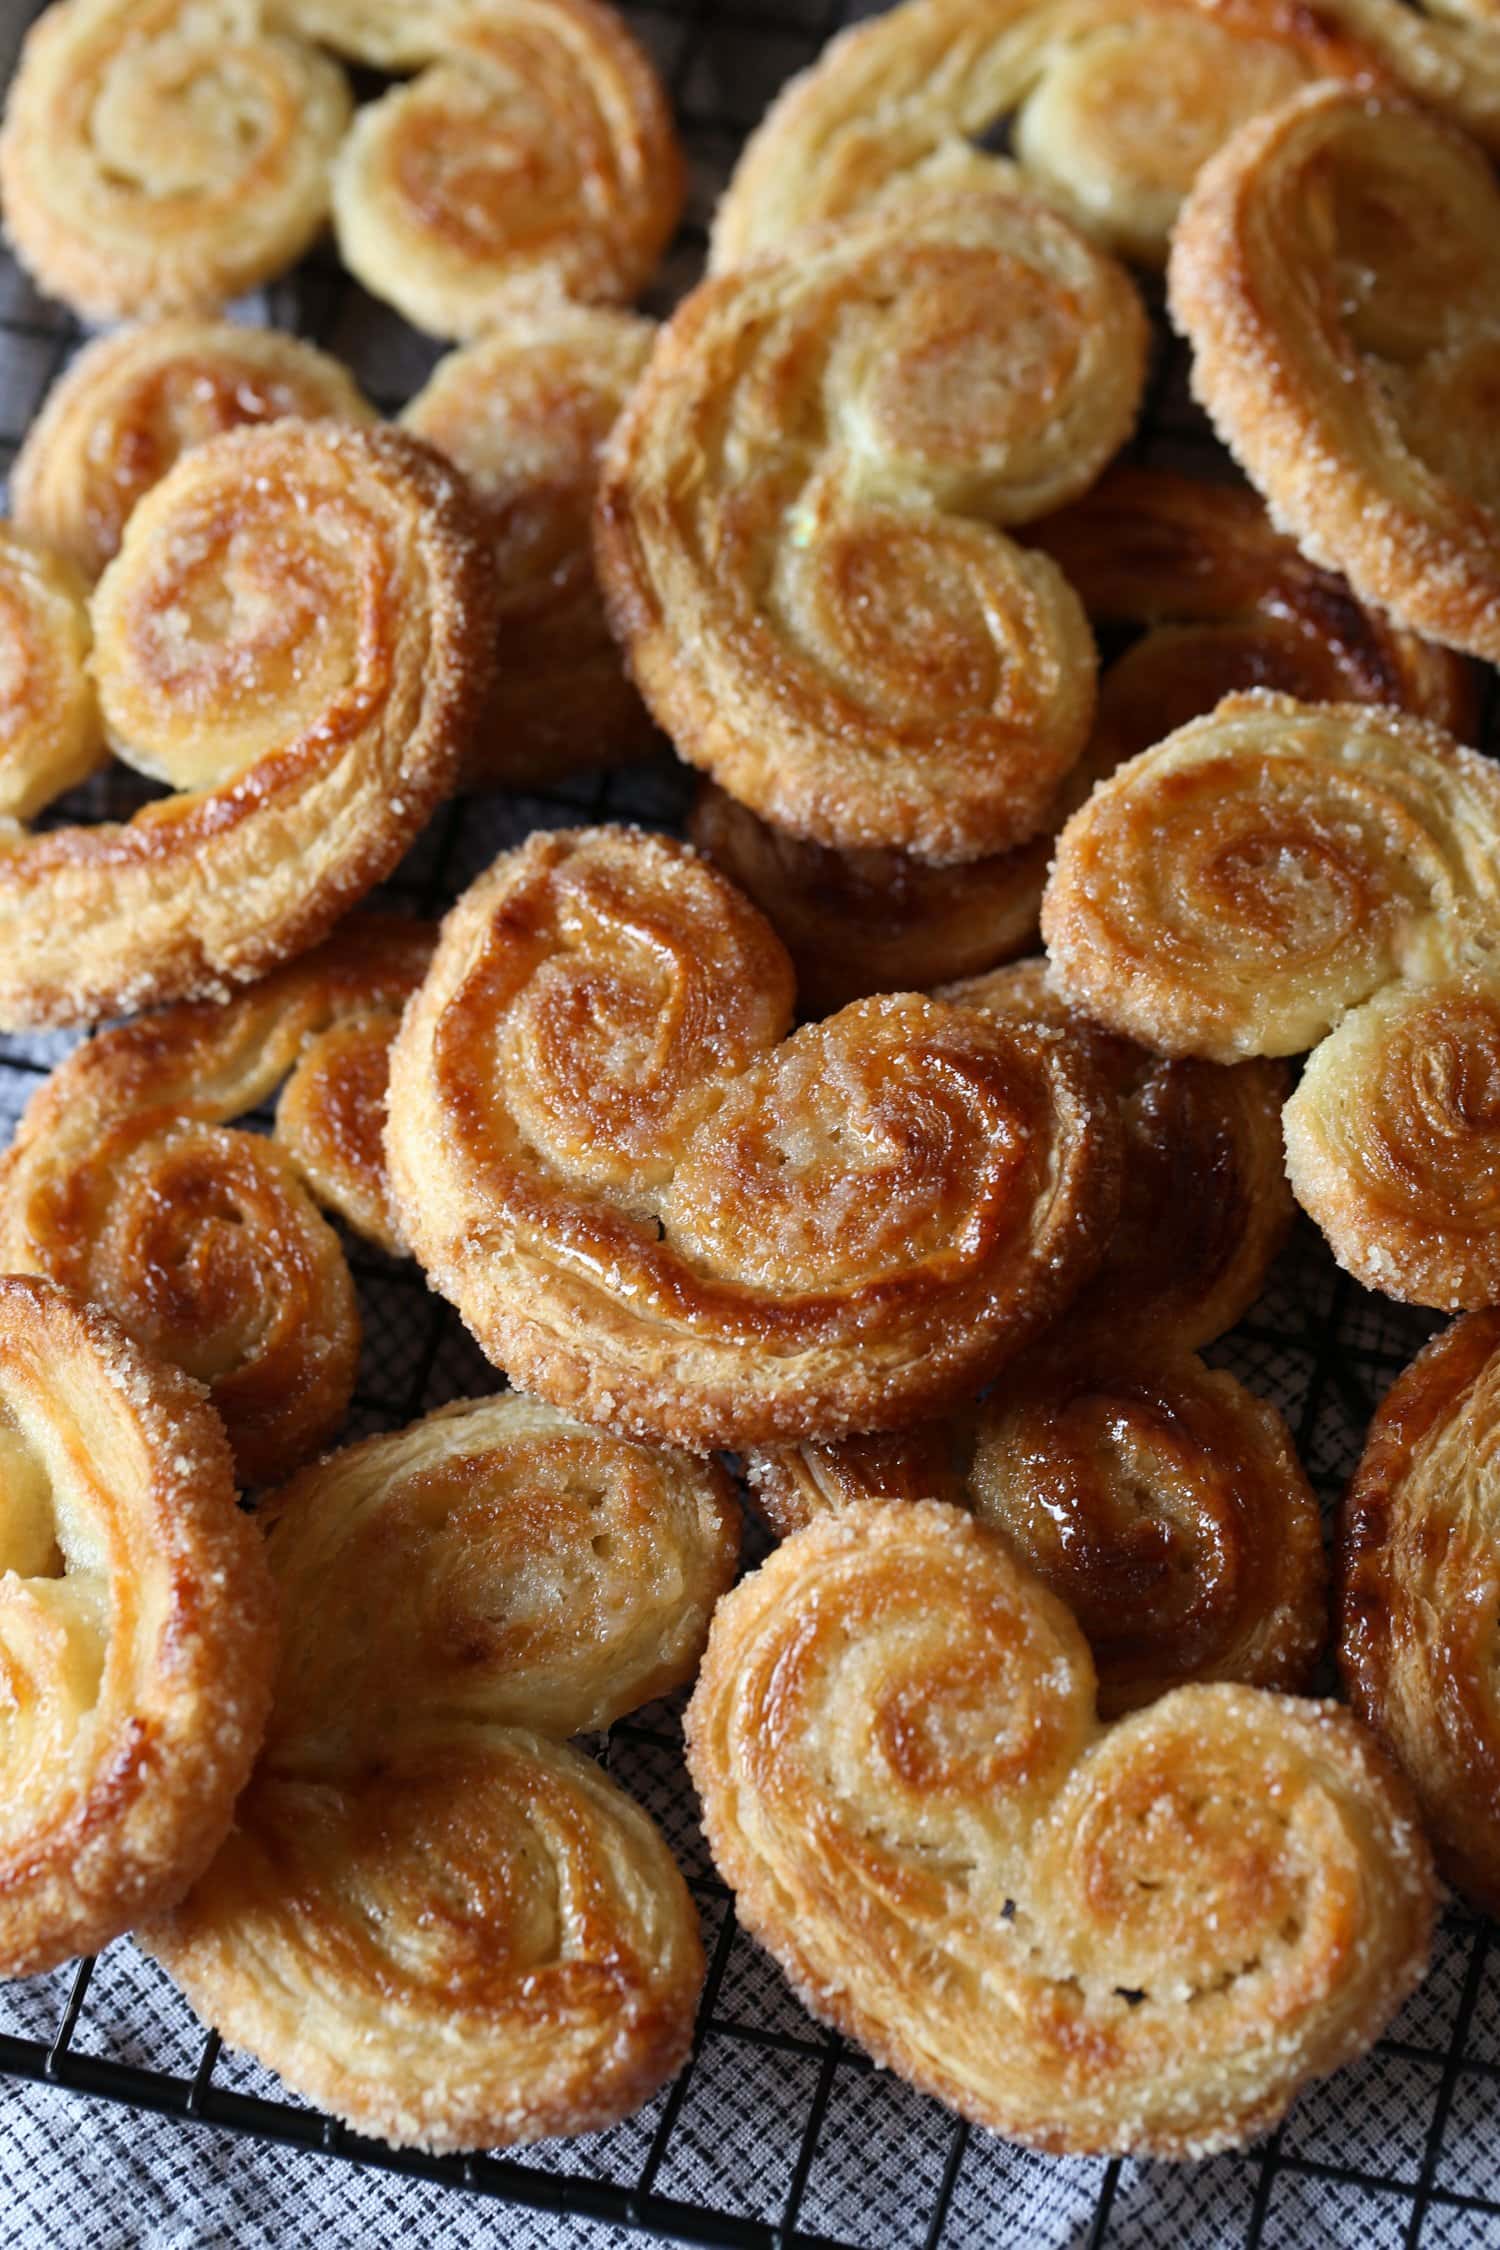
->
(0, 0, 1499, 2241)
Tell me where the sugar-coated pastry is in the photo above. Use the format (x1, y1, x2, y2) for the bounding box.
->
(11, 322, 376, 584)
(330, 0, 683, 341)
(269, 0, 464, 66)
(0, 526, 104, 822)
(402, 307, 657, 787)
(0, 1275, 275, 1979)
(144, 1393, 733, 2149)
(1042, 692, 1500, 1064)
(1169, 87, 1500, 666)
(946, 960, 1292, 1353)
(749, 1350, 1327, 1716)
(0, 0, 351, 322)
(1286, 976, 1500, 1308)
(0, 421, 494, 1030)
(686, 1503, 1435, 2158)
(385, 827, 1123, 1448)
(1340, 1311, 1500, 1914)
(0, 919, 433, 1485)
(598, 194, 1144, 865)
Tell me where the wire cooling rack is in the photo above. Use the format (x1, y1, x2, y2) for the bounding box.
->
(2, 2, 1500, 2244)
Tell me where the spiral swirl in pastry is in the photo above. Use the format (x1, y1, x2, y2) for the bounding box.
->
(0, 0, 351, 322)
(945, 959, 1292, 1352)
(0, 421, 493, 1030)
(687, 1502, 1433, 2157)
(749, 1351, 1327, 1716)
(0, 526, 104, 824)
(0, 1276, 275, 1978)
(402, 306, 657, 787)
(598, 193, 1143, 865)
(0, 918, 432, 1485)
(11, 322, 376, 584)
(144, 1392, 734, 2149)
(1339, 1312, 1500, 1913)
(329, 0, 683, 342)
(1042, 692, 1500, 1063)
(1170, 87, 1500, 666)
(385, 827, 1122, 1448)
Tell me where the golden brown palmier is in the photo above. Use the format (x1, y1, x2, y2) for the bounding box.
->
(0, 421, 493, 1031)
(0, 919, 433, 1486)
(385, 827, 1122, 1449)
(599, 193, 1143, 865)
(1340, 1311, 1500, 1913)
(748, 1350, 1327, 1716)
(946, 960, 1293, 1353)
(402, 306, 657, 786)
(11, 322, 376, 584)
(1170, 86, 1500, 667)
(0, 1275, 275, 1979)
(329, 0, 684, 342)
(0, 526, 104, 823)
(1042, 692, 1500, 1064)
(0, 0, 350, 322)
(686, 1503, 1435, 2158)
(1285, 975, 1500, 1309)
(144, 1392, 732, 2149)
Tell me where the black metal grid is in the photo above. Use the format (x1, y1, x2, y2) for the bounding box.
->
(0, 1, 1498, 2243)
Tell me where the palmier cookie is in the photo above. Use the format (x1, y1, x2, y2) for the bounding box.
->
(749, 1349, 1326, 1716)
(0, 919, 431, 1487)
(1170, 86, 1500, 666)
(945, 960, 1291, 1354)
(1042, 692, 1500, 1064)
(143, 1393, 737, 2150)
(0, 1276, 275, 1979)
(597, 193, 1145, 866)
(11, 322, 376, 584)
(384, 827, 1123, 1450)
(401, 306, 657, 787)
(1340, 1311, 1500, 1912)
(0, 421, 494, 1031)
(330, 0, 683, 342)
(0, 526, 104, 823)
(686, 1503, 1434, 2157)
(0, 0, 350, 322)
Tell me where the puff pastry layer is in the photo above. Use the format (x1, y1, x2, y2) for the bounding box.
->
(330, 0, 683, 341)
(1042, 692, 1500, 1063)
(0, 420, 494, 1030)
(1340, 1312, 1500, 1914)
(11, 321, 376, 583)
(1169, 86, 1500, 666)
(749, 1352, 1327, 1717)
(0, 918, 432, 1485)
(0, 1275, 275, 1978)
(0, 526, 104, 823)
(144, 1392, 734, 2149)
(686, 1503, 1434, 2157)
(0, 0, 351, 321)
(385, 827, 1122, 1448)
(402, 307, 657, 787)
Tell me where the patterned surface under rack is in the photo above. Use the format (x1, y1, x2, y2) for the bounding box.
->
(1, 2, 1499, 2246)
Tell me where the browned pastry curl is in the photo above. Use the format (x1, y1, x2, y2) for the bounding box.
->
(1340, 1311, 1500, 1913)
(749, 1349, 1327, 1716)
(597, 192, 1146, 866)
(1169, 86, 1500, 666)
(945, 960, 1292, 1354)
(145, 1392, 735, 2149)
(686, 1503, 1435, 2157)
(0, 918, 433, 1485)
(0, 526, 103, 822)
(0, 1275, 275, 1978)
(0, 421, 494, 1030)
(11, 321, 376, 583)
(385, 827, 1123, 1449)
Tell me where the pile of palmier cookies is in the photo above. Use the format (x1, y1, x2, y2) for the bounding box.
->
(1, 0, 1500, 2186)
